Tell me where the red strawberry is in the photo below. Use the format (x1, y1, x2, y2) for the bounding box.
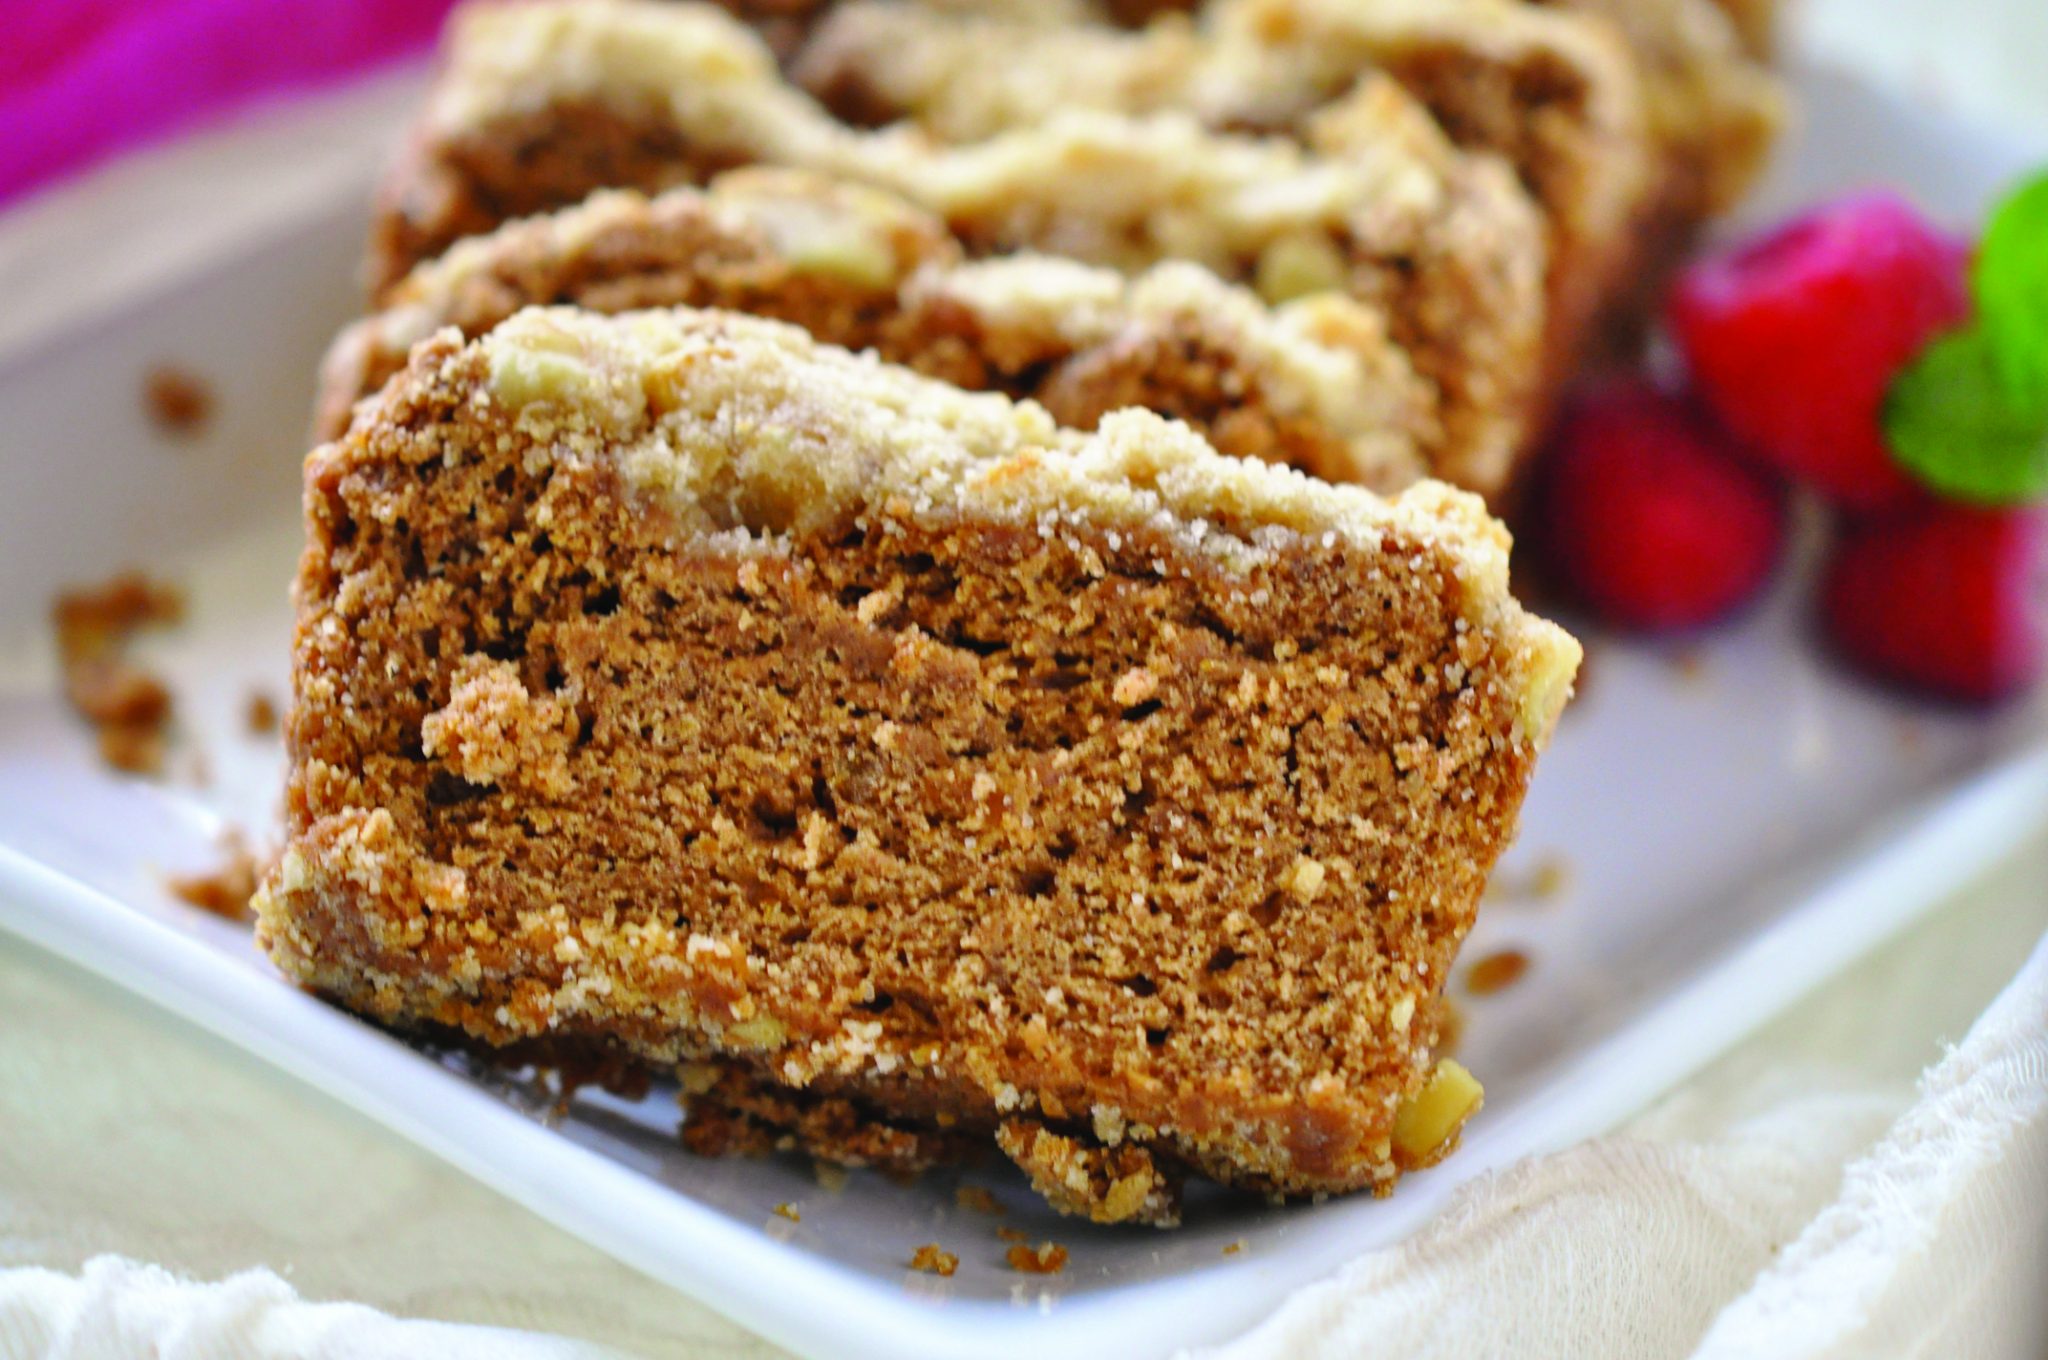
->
(1670, 192, 1971, 511)
(1821, 505, 2047, 703)
(1539, 382, 1788, 631)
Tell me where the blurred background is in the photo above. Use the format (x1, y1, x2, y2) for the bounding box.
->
(3, 0, 2047, 207)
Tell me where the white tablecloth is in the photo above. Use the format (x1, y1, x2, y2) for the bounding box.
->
(3, 4, 2045, 1357)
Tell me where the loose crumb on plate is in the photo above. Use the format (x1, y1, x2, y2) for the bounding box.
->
(955, 1185, 1004, 1216)
(909, 1243, 958, 1277)
(164, 830, 263, 922)
(1530, 856, 1574, 900)
(1223, 1239, 1247, 1256)
(52, 571, 184, 776)
(1485, 852, 1574, 906)
(1005, 1242, 1069, 1275)
(144, 366, 214, 437)
(1464, 947, 1532, 996)
(1669, 647, 1710, 686)
(995, 1225, 1030, 1243)
(246, 690, 280, 735)
(772, 1202, 800, 1222)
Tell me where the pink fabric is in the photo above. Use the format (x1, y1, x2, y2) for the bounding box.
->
(0, 0, 460, 203)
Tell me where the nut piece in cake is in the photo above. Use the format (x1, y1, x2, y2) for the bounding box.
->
(326, 171, 1435, 491)
(255, 306, 1578, 1223)
(369, 0, 1547, 500)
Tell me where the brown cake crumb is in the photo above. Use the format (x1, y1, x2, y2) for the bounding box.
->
(1005, 1242, 1069, 1276)
(955, 1185, 1004, 1216)
(772, 1201, 801, 1222)
(53, 572, 184, 776)
(1223, 1239, 1246, 1256)
(996, 1226, 1030, 1243)
(909, 1243, 959, 1277)
(165, 832, 263, 922)
(1464, 947, 1532, 996)
(421, 656, 578, 798)
(246, 691, 280, 735)
(144, 366, 214, 437)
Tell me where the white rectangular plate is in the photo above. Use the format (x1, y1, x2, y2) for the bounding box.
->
(1, 65, 2044, 1360)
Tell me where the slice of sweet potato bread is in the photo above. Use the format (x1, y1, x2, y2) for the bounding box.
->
(321, 171, 1434, 490)
(256, 306, 1578, 1223)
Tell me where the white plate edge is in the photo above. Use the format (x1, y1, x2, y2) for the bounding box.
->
(3, 740, 2044, 1360)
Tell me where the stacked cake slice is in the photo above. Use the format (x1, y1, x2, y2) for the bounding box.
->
(371, 0, 1544, 497)
(327, 171, 1436, 489)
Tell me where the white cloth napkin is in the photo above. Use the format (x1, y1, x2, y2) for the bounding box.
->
(0, 1260, 614, 1360)
(1200, 858, 2048, 1360)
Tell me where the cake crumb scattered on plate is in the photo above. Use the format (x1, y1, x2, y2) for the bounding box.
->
(1486, 852, 1575, 906)
(1223, 1239, 1247, 1256)
(1464, 947, 1532, 996)
(52, 571, 184, 776)
(144, 366, 213, 437)
(1669, 647, 1711, 685)
(771, 1202, 800, 1222)
(954, 1185, 1004, 1216)
(246, 691, 280, 734)
(1005, 1242, 1068, 1275)
(909, 1244, 958, 1277)
(995, 1225, 1029, 1243)
(165, 831, 263, 922)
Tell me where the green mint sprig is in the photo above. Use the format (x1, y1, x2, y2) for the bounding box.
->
(1886, 170, 2048, 505)
(1976, 172, 2048, 409)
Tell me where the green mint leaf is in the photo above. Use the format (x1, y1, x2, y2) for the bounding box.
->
(1886, 328, 2048, 505)
(1973, 170, 2048, 408)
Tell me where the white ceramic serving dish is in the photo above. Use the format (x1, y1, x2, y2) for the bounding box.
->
(0, 64, 2044, 1360)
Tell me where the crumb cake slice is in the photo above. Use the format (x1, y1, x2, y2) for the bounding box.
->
(796, 0, 1651, 367)
(257, 306, 1579, 1224)
(370, 0, 1546, 498)
(322, 172, 1435, 489)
